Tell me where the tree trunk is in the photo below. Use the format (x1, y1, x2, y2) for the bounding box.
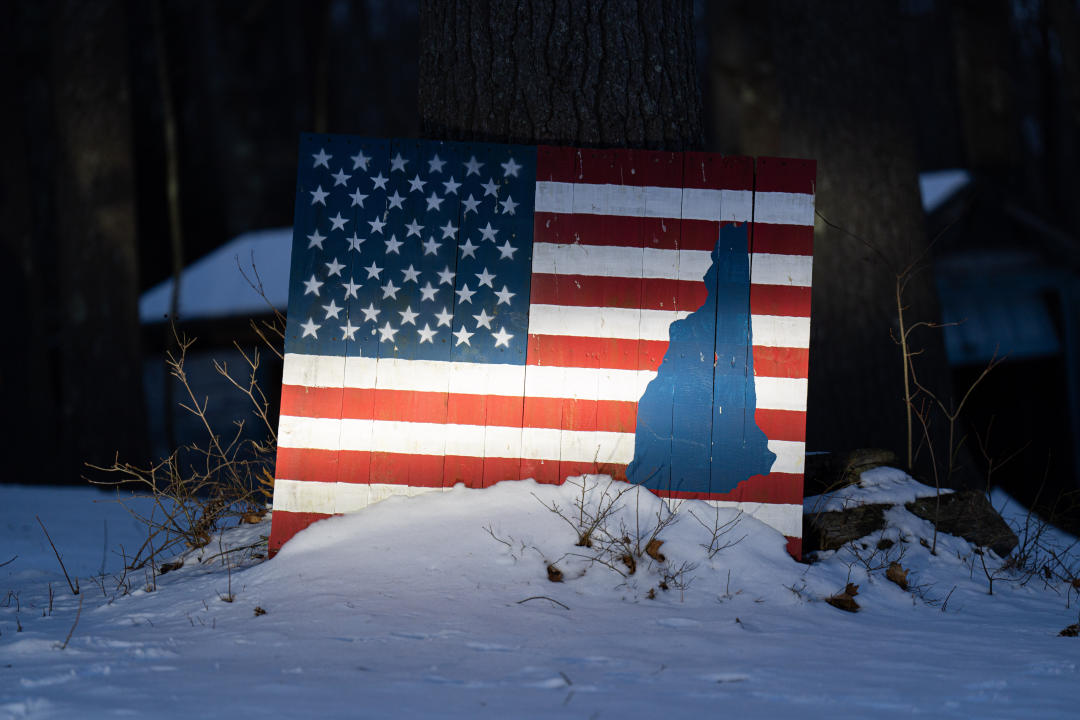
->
(706, 0, 958, 485)
(49, 1, 147, 478)
(418, 0, 703, 150)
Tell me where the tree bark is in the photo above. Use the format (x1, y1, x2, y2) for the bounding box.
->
(49, 1, 147, 478)
(418, 0, 703, 150)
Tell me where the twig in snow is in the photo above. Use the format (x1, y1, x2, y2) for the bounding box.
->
(37, 516, 79, 595)
(517, 595, 570, 610)
(57, 594, 83, 650)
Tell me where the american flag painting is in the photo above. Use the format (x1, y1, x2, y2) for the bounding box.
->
(270, 135, 815, 558)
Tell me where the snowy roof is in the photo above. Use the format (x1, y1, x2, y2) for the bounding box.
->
(918, 169, 971, 213)
(139, 228, 292, 324)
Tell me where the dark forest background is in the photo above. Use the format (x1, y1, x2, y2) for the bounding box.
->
(1, 1, 1078, 515)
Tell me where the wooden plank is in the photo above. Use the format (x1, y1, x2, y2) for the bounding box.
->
(521, 145, 577, 485)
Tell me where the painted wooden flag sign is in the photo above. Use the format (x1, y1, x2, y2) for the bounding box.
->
(269, 134, 815, 557)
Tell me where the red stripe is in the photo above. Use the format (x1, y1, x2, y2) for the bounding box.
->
(268, 509, 331, 557)
(750, 284, 812, 318)
(752, 224, 814, 256)
(683, 153, 754, 190)
(654, 472, 803, 505)
(530, 274, 705, 313)
(527, 334, 668, 372)
(533, 213, 721, 252)
(537, 145, 577, 183)
(754, 409, 807, 442)
(756, 157, 816, 194)
(282, 383, 639, 432)
(752, 346, 810, 379)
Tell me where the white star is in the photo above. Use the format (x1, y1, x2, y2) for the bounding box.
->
(405, 219, 424, 238)
(401, 264, 421, 283)
(312, 148, 331, 168)
(455, 284, 476, 304)
(492, 326, 514, 348)
(478, 222, 498, 242)
(364, 262, 383, 279)
(368, 217, 386, 234)
(387, 190, 405, 210)
(419, 281, 438, 301)
(459, 238, 478, 258)
(303, 274, 323, 296)
(340, 319, 360, 341)
(426, 192, 444, 211)
(322, 299, 343, 319)
(408, 174, 426, 193)
(442, 176, 461, 195)
(417, 323, 436, 343)
(422, 236, 441, 255)
(350, 150, 370, 171)
(436, 267, 457, 287)
(461, 194, 481, 215)
(329, 212, 348, 231)
(378, 322, 398, 342)
(324, 257, 345, 277)
(475, 267, 495, 287)
(310, 185, 329, 205)
(464, 156, 483, 176)
(453, 326, 474, 346)
(496, 240, 516, 260)
(428, 154, 446, 173)
(435, 307, 454, 327)
(390, 153, 408, 173)
(384, 235, 403, 254)
(331, 168, 351, 186)
(361, 303, 380, 323)
(307, 229, 326, 249)
(482, 178, 498, 197)
(350, 188, 368, 207)
(347, 233, 365, 253)
(494, 285, 515, 305)
(300, 317, 321, 338)
(341, 277, 361, 300)
(440, 220, 458, 239)
(398, 306, 419, 325)
(499, 195, 518, 215)
(371, 172, 389, 190)
(381, 279, 400, 299)
(501, 157, 522, 177)
(473, 309, 493, 329)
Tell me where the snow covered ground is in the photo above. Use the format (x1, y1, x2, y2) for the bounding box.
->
(1, 475, 1078, 719)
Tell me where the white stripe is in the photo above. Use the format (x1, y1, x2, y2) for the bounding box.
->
(754, 191, 815, 226)
(528, 306, 808, 348)
(751, 315, 811, 349)
(272, 478, 803, 538)
(750, 253, 813, 287)
(533, 243, 811, 288)
(768, 440, 805, 475)
(700, 500, 803, 538)
(535, 182, 813, 228)
(278, 415, 637, 463)
(528, 305, 687, 341)
(279, 416, 800, 472)
(523, 365, 656, 401)
(755, 377, 808, 412)
(272, 478, 449, 515)
(284, 353, 661, 400)
(283, 353, 806, 407)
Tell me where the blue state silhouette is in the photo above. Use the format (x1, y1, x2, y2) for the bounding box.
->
(627, 222, 775, 494)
